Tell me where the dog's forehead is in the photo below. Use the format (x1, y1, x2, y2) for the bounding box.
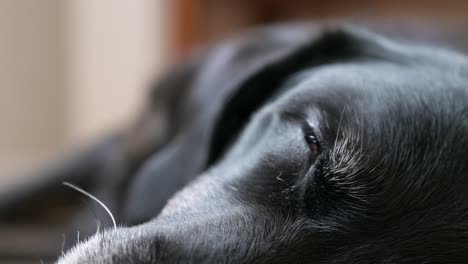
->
(278, 59, 467, 111)
(274, 59, 468, 138)
(264, 59, 468, 184)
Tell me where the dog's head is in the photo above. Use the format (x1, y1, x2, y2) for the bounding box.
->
(58, 25, 468, 263)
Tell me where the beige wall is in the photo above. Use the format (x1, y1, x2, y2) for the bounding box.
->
(0, 0, 67, 176)
(0, 0, 167, 179)
(67, 0, 167, 143)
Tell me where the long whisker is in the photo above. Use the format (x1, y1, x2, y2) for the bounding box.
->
(63, 182, 117, 230)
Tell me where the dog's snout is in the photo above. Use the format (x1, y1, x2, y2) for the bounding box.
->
(57, 226, 161, 264)
(58, 200, 298, 264)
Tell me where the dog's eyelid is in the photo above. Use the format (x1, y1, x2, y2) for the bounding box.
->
(278, 110, 322, 156)
(279, 111, 307, 122)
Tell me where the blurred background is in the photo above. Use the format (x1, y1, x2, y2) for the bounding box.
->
(1, 0, 468, 185)
(0, 0, 166, 184)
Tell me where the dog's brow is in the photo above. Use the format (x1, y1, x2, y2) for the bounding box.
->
(280, 111, 309, 124)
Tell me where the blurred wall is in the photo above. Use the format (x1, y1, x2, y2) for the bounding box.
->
(68, 0, 167, 143)
(0, 0, 67, 177)
(0, 0, 167, 179)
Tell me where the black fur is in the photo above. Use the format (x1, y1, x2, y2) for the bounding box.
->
(3, 24, 468, 263)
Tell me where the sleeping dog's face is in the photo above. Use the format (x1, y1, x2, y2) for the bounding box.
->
(59, 28, 468, 263)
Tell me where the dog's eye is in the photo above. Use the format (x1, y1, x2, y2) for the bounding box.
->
(305, 134, 319, 156)
(284, 112, 321, 158)
(304, 131, 320, 157)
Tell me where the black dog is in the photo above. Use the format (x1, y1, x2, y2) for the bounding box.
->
(2, 24, 468, 263)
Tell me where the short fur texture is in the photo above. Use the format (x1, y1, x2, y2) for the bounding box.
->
(2, 24, 468, 263)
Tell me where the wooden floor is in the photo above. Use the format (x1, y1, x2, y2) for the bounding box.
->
(0, 225, 65, 264)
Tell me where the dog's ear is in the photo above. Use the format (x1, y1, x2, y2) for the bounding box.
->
(207, 26, 377, 164)
(123, 25, 384, 223)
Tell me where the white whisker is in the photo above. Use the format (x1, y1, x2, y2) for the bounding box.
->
(63, 182, 117, 230)
(61, 233, 66, 254)
(95, 219, 101, 235)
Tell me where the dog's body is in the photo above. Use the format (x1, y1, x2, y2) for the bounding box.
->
(1, 23, 468, 263)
